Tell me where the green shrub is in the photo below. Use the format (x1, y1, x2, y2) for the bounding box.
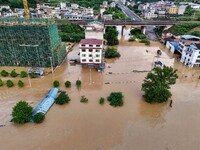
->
(11, 101, 33, 124)
(53, 80, 60, 87)
(33, 112, 45, 124)
(18, 80, 24, 87)
(1, 70, 8, 77)
(105, 47, 121, 58)
(29, 72, 36, 78)
(76, 80, 81, 87)
(20, 71, 27, 78)
(107, 92, 124, 107)
(80, 96, 88, 103)
(140, 39, 150, 46)
(6, 80, 14, 87)
(55, 91, 71, 105)
(128, 36, 136, 42)
(0, 79, 3, 86)
(99, 97, 105, 105)
(65, 81, 71, 88)
(10, 69, 17, 77)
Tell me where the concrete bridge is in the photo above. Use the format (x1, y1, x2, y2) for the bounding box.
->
(56, 19, 176, 35)
(57, 20, 176, 26)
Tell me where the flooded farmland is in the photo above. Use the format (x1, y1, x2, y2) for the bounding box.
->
(1, 32, 200, 150)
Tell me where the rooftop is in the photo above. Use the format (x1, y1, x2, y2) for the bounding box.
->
(181, 35, 200, 41)
(0, 17, 55, 26)
(80, 38, 103, 45)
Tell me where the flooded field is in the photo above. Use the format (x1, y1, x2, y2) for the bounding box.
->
(1, 36, 200, 150)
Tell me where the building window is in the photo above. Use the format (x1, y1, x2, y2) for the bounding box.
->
(96, 50, 100, 52)
(186, 53, 188, 55)
(82, 49, 86, 52)
(96, 59, 100, 62)
(82, 54, 86, 57)
(89, 54, 92, 57)
(82, 59, 86, 62)
(189, 54, 191, 57)
(188, 59, 190, 61)
(89, 49, 93, 52)
(89, 59, 93, 62)
(96, 54, 100, 57)
(89, 44, 93, 47)
(96, 45, 100, 47)
(81, 44, 85, 47)
(197, 55, 200, 58)
(196, 60, 200, 63)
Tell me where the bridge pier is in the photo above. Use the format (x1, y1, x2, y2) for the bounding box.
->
(141, 26, 146, 35)
(121, 26, 125, 36)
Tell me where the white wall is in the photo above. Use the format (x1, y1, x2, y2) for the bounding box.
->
(79, 44, 103, 64)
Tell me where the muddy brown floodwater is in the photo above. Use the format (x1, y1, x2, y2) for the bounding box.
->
(1, 34, 200, 150)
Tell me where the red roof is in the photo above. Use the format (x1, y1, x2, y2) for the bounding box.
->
(80, 38, 103, 45)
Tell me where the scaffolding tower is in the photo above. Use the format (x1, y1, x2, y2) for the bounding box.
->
(0, 17, 66, 67)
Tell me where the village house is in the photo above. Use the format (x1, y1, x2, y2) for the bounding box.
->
(79, 39, 103, 69)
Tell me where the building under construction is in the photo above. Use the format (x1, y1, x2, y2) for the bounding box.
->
(0, 17, 66, 67)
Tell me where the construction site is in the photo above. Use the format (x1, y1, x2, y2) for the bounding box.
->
(0, 17, 66, 68)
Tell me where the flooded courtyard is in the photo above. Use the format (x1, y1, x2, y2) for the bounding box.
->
(1, 31, 200, 150)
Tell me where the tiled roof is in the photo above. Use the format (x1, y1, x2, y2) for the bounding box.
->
(80, 38, 103, 45)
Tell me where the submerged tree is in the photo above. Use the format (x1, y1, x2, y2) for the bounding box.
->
(105, 27, 119, 46)
(55, 91, 71, 105)
(107, 92, 124, 107)
(11, 101, 33, 124)
(142, 66, 178, 103)
(33, 112, 45, 124)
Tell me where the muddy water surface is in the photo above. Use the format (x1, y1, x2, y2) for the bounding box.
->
(1, 40, 200, 150)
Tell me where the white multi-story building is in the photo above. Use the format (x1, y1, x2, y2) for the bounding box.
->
(79, 39, 103, 68)
(178, 35, 200, 67)
(180, 43, 200, 67)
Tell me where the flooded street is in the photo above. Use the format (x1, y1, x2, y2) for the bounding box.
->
(1, 29, 200, 150)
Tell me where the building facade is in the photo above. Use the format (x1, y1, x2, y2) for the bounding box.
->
(178, 35, 200, 67)
(0, 17, 66, 67)
(180, 44, 200, 67)
(79, 39, 103, 68)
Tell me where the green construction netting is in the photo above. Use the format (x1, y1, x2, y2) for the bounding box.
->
(0, 18, 66, 68)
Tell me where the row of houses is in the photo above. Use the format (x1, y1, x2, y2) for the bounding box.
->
(164, 34, 200, 67)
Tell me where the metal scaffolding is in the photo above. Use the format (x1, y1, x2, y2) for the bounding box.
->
(0, 17, 66, 67)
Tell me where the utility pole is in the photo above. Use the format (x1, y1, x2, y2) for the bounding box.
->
(50, 57, 54, 73)
(28, 73, 32, 87)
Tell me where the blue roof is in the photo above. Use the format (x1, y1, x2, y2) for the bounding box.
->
(169, 42, 179, 50)
(31, 88, 58, 116)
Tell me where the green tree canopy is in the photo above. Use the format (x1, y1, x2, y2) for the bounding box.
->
(107, 92, 124, 107)
(105, 47, 121, 58)
(10, 69, 17, 77)
(55, 91, 71, 105)
(105, 27, 119, 46)
(6, 80, 14, 87)
(142, 66, 178, 103)
(33, 112, 45, 124)
(53, 80, 60, 87)
(11, 101, 33, 124)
